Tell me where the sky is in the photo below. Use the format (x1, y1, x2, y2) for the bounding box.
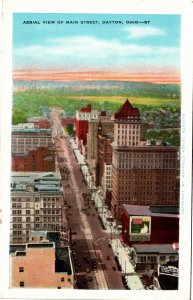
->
(13, 13, 181, 83)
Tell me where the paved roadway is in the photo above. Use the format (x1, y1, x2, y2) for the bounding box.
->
(50, 110, 125, 290)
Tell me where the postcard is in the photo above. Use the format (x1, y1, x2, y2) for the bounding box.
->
(0, 1, 192, 300)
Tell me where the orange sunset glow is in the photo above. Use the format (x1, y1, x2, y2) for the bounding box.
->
(13, 70, 180, 85)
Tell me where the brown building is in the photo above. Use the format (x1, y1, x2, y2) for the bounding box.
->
(34, 119, 50, 129)
(87, 117, 114, 185)
(75, 105, 99, 155)
(98, 130, 113, 198)
(12, 146, 56, 172)
(111, 99, 179, 223)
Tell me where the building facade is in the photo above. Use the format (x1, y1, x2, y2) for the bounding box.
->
(98, 132, 113, 195)
(10, 242, 74, 289)
(12, 128, 53, 154)
(75, 104, 99, 154)
(87, 117, 114, 185)
(12, 147, 56, 172)
(132, 244, 178, 274)
(10, 173, 64, 244)
(121, 204, 179, 246)
(111, 99, 179, 222)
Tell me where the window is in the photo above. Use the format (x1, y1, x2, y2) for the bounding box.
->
(160, 255, 166, 262)
(169, 256, 176, 261)
(19, 281, 24, 287)
(19, 267, 24, 272)
(61, 277, 65, 282)
(26, 210, 30, 215)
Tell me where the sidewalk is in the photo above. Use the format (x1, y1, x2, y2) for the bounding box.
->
(111, 239, 144, 290)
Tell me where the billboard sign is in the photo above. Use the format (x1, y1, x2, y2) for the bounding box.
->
(129, 216, 151, 241)
(159, 265, 178, 277)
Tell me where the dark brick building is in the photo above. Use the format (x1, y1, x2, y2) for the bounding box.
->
(121, 204, 179, 246)
(12, 147, 56, 172)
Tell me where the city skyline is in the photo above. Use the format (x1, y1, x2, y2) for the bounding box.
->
(13, 13, 180, 84)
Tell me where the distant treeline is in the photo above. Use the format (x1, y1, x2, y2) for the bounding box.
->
(14, 80, 180, 98)
(12, 84, 180, 124)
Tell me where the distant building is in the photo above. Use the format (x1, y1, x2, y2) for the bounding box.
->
(34, 119, 50, 129)
(75, 104, 98, 154)
(87, 116, 114, 185)
(75, 104, 108, 155)
(12, 147, 56, 172)
(12, 123, 35, 130)
(111, 99, 179, 223)
(10, 172, 65, 244)
(121, 204, 179, 245)
(12, 119, 50, 130)
(11, 127, 55, 172)
(10, 232, 74, 289)
(61, 118, 76, 127)
(12, 128, 52, 154)
(98, 130, 113, 197)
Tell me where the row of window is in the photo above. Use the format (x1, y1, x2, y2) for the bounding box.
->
(17, 278, 72, 288)
(117, 141, 138, 146)
(117, 124, 140, 129)
(118, 163, 176, 169)
(138, 255, 176, 263)
(118, 153, 177, 159)
(12, 197, 61, 203)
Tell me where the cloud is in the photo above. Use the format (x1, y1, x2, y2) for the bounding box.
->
(14, 35, 176, 58)
(15, 36, 153, 58)
(13, 35, 179, 70)
(122, 26, 165, 39)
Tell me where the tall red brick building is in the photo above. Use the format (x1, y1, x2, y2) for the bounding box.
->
(76, 105, 97, 154)
(75, 104, 106, 155)
(111, 99, 179, 223)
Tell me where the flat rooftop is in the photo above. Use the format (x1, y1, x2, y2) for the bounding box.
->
(12, 128, 51, 134)
(11, 172, 63, 193)
(133, 244, 178, 255)
(123, 204, 179, 218)
(10, 232, 72, 275)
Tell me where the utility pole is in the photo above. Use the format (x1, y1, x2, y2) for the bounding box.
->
(110, 223, 113, 241)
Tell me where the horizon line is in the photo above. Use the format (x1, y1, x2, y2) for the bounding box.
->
(13, 70, 180, 85)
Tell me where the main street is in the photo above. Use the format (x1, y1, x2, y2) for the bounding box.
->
(50, 109, 125, 290)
